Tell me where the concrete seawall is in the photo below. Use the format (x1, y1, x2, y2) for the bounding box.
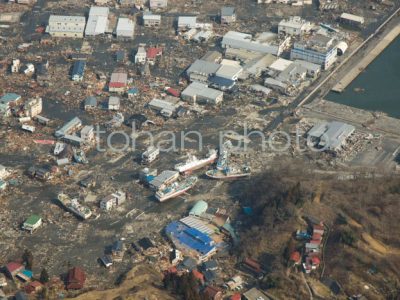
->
(332, 24, 400, 93)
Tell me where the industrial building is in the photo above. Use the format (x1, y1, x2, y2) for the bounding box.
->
(142, 12, 161, 27)
(116, 18, 134, 38)
(165, 221, 217, 261)
(290, 34, 338, 69)
(71, 60, 86, 81)
(339, 13, 365, 27)
(307, 121, 355, 153)
(148, 98, 179, 117)
(186, 59, 220, 82)
(181, 82, 223, 105)
(221, 31, 290, 56)
(278, 16, 313, 36)
(46, 15, 86, 38)
(85, 6, 109, 36)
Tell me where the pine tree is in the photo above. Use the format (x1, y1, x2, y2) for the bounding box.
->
(22, 249, 34, 270)
(40, 268, 50, 283)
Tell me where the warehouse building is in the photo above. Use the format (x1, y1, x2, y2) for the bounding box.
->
(221, 31, 290, 56)
(116, 18, 134, 38)
(46, 15, 86, 38)
(290, 34, 338, 69)
(55, 117, 82, 138)
(339, 13, 364, 27)
(186, 59, 220, 83)
(307, 121, 355, 153)
(177, 16, 197, 31)
(85, 6, 109, 36)
(181, 82, 223, 105)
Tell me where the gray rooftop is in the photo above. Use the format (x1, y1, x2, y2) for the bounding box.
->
(221, 6, 235, 17)
(186, 59, 220, 76)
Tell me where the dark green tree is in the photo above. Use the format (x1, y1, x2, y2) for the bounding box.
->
(22, 249, 34, 270)
(40, 268, 50, 283)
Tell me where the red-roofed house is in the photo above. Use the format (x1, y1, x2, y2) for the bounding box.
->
(312, 232, 322, 241)
(313, 224, 324, 235)
(191, 269, 204, 285)
(230, 293, 241, 300)
(165, 87, 180, 98)
(25, 280, 43, 294)
(146, 47, 162, 65)
(202, 286, 222, 300)
(5, 262, 24, 278)
(290, 251, 301, 265)
(109, 72, 128, 93)
(66, 267, 86, 290)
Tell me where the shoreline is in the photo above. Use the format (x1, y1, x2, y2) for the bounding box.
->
(332, 24, 400, 93)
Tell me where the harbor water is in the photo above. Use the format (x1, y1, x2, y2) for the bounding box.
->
(327, 37, 400, 118)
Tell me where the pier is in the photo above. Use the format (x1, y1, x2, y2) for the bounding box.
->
(332, 25, 400, 93)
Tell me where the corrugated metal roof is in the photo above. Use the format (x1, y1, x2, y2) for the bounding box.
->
(180, 215, 214, 235)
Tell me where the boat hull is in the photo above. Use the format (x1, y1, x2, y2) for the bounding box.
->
(205, 170, 251, 180)
(175, 157, 217, 174)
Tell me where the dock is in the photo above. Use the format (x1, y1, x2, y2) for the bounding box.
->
(332, 24, 400, 93)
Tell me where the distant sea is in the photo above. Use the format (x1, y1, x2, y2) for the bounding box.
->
(326, 37, 400, 118)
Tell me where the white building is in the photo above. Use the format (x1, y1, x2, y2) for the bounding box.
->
(221, 31, 290, 56)
(116, 18, 134, 38)
(339, 13, 365, 26)
(108, 96, 120, 110)
(11, 59, 20, 73)
(290, 34, 338, 69)
(80, 125, 94, 142)
(135, 46, 147, 63)
(278, 16, 313, 36)
(181, 82, 223, 105)
(177, 16, 197, 31)
(100, 191, 126, 211)
(0, 165, 9, 179)
(47, 15, 86, 38)
(85, 6, 109, 36)
(24, 97, 42, 117)
(143, 12, 161, 27)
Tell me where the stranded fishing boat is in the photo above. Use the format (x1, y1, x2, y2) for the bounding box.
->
(53, 142, 66, 156)
(57, 193, 92, 220)
(155, 176, 197, 202)
(174, 149, 218, 174)
(206, 166, 251, 180)
(73, 148, 88, 164)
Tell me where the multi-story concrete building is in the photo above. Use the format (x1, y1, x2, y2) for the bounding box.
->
(142, 12, 161, 27)
(290, 34, 337, 69)
(278, 16, 313, 36)
(46, 15, 86, 38)
(24, 97, 42, 117)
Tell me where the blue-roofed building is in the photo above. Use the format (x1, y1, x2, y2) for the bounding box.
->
(0, 93, 21, 105)
(72, 60, 86, 82)
(16, 269, 33, 282)
(165, 221, 217, 261)
(127, 87, 139, 98)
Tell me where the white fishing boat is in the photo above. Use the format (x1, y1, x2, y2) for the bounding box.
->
(53, 142, 66, 156)
(206, 166, 251, 180)
(155, 176, 197, 202)
(174, 149, 217, 174)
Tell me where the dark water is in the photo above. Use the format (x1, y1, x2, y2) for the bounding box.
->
(327, 37, 400, 118)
